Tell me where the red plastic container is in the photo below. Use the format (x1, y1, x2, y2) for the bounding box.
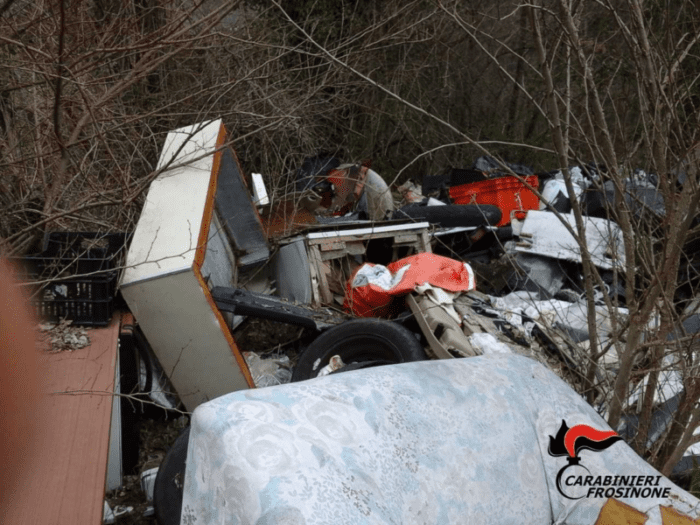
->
(449, 175, 539, 226)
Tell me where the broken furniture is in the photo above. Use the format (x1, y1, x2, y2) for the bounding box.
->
(180, 354, 700, 524)
(120, 120, 258, 411)
(274, 221, 433, 307)
(3, 315, 123, 525)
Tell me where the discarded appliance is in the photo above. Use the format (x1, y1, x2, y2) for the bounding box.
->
(120, 120, 258, 411)
(179, 354, 700, 524)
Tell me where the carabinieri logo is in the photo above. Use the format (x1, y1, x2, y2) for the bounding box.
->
(548, 420, 670, 500)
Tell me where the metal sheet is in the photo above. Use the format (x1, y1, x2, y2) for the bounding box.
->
(273, 239, 312, 304)
(514, 210, 625, 270)
(215, 148, 269, 269)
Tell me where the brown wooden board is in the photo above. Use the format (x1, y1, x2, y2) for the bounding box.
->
(3, 314, 121, 525)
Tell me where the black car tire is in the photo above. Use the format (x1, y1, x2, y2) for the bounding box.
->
(392, 203, 502, 227)
(154, 426, 190, 525)
(291, 319, 428, 381)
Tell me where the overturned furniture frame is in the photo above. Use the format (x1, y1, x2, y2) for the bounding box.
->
(120, 120, 265, 411)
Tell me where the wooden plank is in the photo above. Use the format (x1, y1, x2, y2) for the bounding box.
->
(3, 314, 121, 525)
(392, 234, 419, 244)
(319, 241, 346, 252)
(307, 245, 333, 304)
(319, 241, 366, 261)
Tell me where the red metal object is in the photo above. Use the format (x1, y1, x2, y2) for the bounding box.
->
(325, 164, 369, 215)
(449, 175, 539, 226)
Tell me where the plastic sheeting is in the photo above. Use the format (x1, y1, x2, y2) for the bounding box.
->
(181, 354, 700, 525)
(344, 253, 476, 317)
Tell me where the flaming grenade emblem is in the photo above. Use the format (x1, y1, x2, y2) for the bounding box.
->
(548, 420, 623, 499)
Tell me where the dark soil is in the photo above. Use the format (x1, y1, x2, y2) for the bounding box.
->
(105, 416, 188, 524)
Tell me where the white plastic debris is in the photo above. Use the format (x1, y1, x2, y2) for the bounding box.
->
(468, 333, 512, 354)
(251, 173, 269, 206)
(243, 352, 292, 388)
(317, 355, 346, 376)
(351, 263, 411, 291)
(104, 501, 133, 524)
(140, 467, 159, 502)
(103, 501, 115, 525)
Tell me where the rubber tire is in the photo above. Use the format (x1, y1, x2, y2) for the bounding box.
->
(291, 319, 428, 382)
(392, 203, 502, 227)
(154, 426, 190, 525)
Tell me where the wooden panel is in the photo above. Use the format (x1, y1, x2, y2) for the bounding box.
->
(594, 499, 647, 525)
(3, 314, 121, 525)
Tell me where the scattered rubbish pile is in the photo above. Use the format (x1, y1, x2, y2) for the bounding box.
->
(15, 121, 697, 523)
(114, 124, 687, 447)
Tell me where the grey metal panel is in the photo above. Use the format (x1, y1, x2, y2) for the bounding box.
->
(514, 210, 625, 270)
(200, 212, 238, 289)
(273, 239, 312, 304)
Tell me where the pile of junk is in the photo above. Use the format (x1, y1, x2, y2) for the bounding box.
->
(24, 120, 700, 523)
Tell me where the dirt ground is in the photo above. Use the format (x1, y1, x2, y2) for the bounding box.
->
(105, 417, 188, 524)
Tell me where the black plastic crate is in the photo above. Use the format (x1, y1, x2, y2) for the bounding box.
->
(15, 232, 131, 326)
(33, 297, 114, 326)
(450, 168, 488, 186)
(31, 232, 130, 276)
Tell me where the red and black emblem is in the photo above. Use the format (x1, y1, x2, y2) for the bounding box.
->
(548, 420, 622, 499)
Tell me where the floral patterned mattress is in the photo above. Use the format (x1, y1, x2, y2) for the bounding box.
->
(181, 354, 700, 524)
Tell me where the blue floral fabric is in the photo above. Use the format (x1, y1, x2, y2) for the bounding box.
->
(181, 354, 700, 524)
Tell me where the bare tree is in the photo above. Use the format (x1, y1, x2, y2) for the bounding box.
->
(3, 0, 700, 477)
